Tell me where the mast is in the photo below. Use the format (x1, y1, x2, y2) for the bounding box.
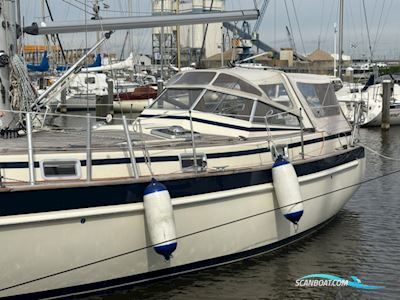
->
(338, 0, 344, 79)
(0, 0, 18, 130)
(160, 0, 165, 80)
(334, 22, 337, 77)
(128, 0, 133, 57)
(93, 0, 100, 52)
(176, 0, 181, 71)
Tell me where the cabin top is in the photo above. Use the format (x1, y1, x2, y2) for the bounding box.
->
(141, 68, 350, 138)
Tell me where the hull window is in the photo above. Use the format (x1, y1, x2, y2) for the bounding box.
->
(40, 160, 82, 180)
(180, 153, 207, 172)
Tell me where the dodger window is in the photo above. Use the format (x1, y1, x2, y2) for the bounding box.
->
(174, 72, 216, 85)
(150, 89, 203, 110)
(252, 101, 300, 127)
(297, 83, 340, 118)
(259, 83, 294, 108)
(195, 90, 254, 121)
(213, 73, 262, 96)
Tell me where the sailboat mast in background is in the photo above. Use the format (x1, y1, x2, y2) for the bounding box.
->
(338, 0, 344, 79)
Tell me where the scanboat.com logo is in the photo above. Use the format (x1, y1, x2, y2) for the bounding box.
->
(295, 274, 385, 289)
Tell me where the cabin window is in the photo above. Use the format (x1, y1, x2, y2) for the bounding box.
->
(85, 77, 96, 84)
(174, 72, 216, 85)
(252, 101, 300, 127)
(213, 73, 262, 96)
(195, 90, 254, 121)
(180, 153, 207, 172)
(297, 82, 340, 118)
(40, 159, 81, 180)
(150, 89, 202, 110)
(259, 84, 294, 108)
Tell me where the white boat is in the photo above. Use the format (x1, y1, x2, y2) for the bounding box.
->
(336, 76, 400, 126)
(0, 68, 365, 298)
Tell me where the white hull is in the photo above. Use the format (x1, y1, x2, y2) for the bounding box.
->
(63, 95, 97, 111)
(363, 108, 400, 127)
(337, 82, 400, 127)
(0, 156, 364, 298)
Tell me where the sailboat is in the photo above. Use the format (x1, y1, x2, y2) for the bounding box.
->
(0, 2, 365, 299)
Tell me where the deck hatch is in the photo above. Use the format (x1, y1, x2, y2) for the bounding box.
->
(151, 126, 201, 140)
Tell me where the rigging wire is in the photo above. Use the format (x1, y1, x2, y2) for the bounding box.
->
(0, 156, 398, 292)
(362, 0, 373, 61)
(317, 0, 325, 49)
(346, 0, 358, 55)
(373, 0, 394, 57)
(290, 0, 307, 56)
(72, 0, 92, 10)
(61, 0, 95, 16)
(372, 0, 386, 53)
(283, 0, 296, 52)
(273, 0, 276, 48)
(321, 0, 336, 50)
(75, 0, 152, 15)
(73, 0, 92, 10)
(44, 0, 68, 65)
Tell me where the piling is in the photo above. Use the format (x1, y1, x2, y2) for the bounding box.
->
(157, 79, 164, 96)
(381, 80, 393, 130)
(107, 80, 114, 110)
(96, 80, 114, 121)
(60, 89, 67, 113)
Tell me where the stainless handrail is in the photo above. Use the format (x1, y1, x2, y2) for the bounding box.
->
(122, 115, 139, 179)
(86, 113, 92, 182)
(26, 112, 36, 185)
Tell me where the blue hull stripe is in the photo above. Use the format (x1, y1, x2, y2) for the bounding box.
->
(0, 132, 351, 169)
(0, 147, 364, 217)
(3, 216, 336, 300)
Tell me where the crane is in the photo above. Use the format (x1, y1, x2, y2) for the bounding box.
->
(223, 0, 278, 57)
(252, 0, 271, 35)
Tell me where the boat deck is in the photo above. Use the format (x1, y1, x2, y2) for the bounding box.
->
(0, 128, 155, 154)
(0, 126, 304, 155)
(0, 129, 247, 154)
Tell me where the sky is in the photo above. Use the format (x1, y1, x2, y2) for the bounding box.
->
(20, 0, 400, 60)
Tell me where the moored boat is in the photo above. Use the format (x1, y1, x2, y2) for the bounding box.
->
(336, 75, 400, 126)
(0, 68, 365, 298)
(114, 85, 158, 113)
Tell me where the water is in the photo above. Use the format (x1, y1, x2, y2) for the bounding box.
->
(77, 127, 399, 300)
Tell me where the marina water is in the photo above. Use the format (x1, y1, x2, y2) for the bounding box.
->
(74, 125, 398, 300)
